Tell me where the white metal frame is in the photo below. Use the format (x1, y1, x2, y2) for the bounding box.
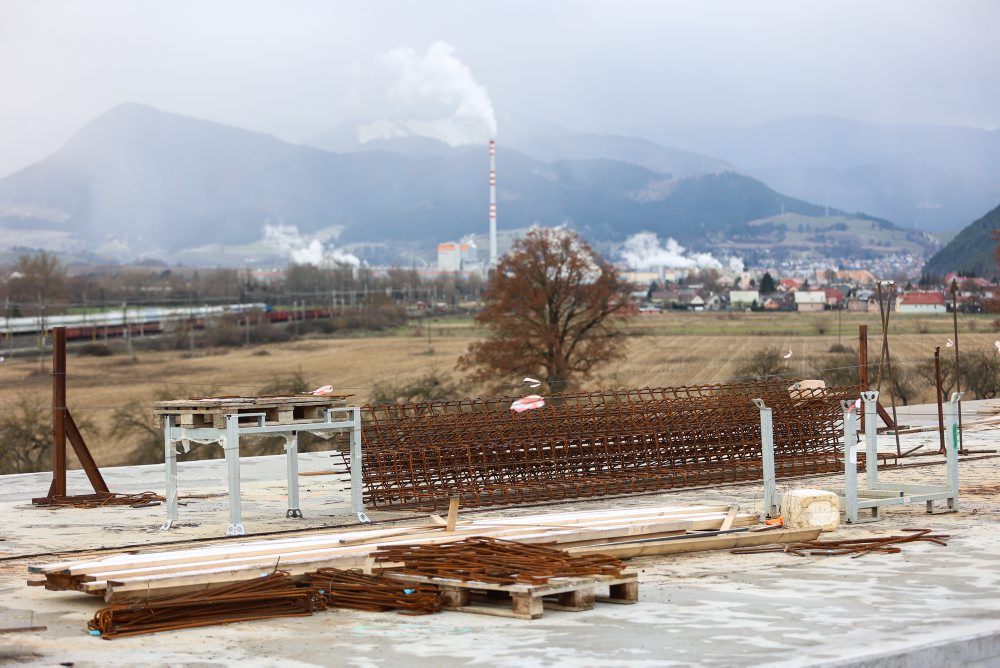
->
(160, 406, 367, 536)
(757, 391, 960, 524)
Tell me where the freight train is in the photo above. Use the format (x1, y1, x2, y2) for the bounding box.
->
(2, 303, 275, 344)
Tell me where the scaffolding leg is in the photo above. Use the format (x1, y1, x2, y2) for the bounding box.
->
(862, 391, 879, 487)
(945, 392, 963, 511)
(843, 400, 860, 524)
(285, 432, 302, 518)
(224, 415, 245, 536)
(350, 408, 370, 524)
(161, 415, 177, 531)
(753, 399, 779, 519)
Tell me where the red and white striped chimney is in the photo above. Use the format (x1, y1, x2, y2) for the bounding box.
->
(489, 139, 497, 266)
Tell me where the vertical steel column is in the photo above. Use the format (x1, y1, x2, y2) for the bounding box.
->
(945, 392, 962, 510)
(350, 407, 369, 523)
(951, 280, 964, 450)
(935, 347, 946, 454)
(842, 400, 859, 524)
(161, 415, 178, 530)
(753, 399, 779, 519)
(50, 326, 67, 497)
(285, 432, 302, 518)
(224, 415, 245, 536)
(862, 391, 879, 488)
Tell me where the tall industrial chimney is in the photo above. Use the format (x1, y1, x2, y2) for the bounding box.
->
(489, 139, 497, 266)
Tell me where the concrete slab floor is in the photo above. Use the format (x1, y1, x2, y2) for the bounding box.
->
(1, 401, 999, 667)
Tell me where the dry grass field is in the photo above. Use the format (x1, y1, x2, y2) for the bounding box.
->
(1, 310, 996, 467)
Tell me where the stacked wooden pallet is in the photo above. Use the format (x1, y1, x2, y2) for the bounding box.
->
(153, 395, 350, 429)
(29, 504, 805, 604)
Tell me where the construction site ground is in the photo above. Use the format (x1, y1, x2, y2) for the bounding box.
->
(2, 399, 999, 667)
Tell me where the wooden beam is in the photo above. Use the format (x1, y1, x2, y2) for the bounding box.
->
(566, 528, 822, 558)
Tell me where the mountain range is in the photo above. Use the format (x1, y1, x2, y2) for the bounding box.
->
(923, 203, 1000, 280)
(654, 116, 1000, 233)
(0, 104, 945, 266)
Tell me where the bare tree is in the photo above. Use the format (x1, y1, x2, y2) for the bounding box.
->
(3, 251, 66, 305)
(458, 228, 631, 393)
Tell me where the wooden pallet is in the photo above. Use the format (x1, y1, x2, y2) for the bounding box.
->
(385, 570, 639, 620)
(153, 395, 350, 429)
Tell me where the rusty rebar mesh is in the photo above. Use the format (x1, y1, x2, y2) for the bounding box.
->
(374, 536, 625, 585)
(303, 568, 442, 615)
(356, 381, 859, 510)
(88, 572, 325, 639)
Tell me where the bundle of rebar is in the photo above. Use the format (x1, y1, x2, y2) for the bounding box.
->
(731, 528, 949, 558)
(303, 568, 441, 614)
(374, 536, 625, 585)
(87, 572, 325, 639)
(33, 491, 165, 508)
(359, 381, 859, 509)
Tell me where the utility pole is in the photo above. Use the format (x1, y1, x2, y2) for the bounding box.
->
(950, 280, 963, 450)
(37, 291, 45, 373)
(4, 297, 10, 359)
(123, 301, 132, 357)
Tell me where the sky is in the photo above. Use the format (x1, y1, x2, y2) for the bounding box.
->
(1, 0, 998, 177)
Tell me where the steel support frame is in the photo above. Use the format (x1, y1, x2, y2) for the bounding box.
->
(759, 391, 960, 525)
(160, 406, 366, 535)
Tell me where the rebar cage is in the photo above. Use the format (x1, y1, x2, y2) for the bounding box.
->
(358, 381, 859, 510)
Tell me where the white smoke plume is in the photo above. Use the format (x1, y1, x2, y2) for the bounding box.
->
(358, 41, 497, 146)
(263, 224, 361, 268)
(620, 232, 742, 273)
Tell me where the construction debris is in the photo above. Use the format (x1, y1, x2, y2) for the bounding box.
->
(731, 528, 949, 558)
(303, 568, 441, 614)
(87, 572, 325, 639)
(32, 491, 164, 509)
(359, 381, 859, 510)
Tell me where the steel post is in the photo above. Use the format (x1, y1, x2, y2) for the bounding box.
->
(862, 391, 879, 488)
(945, 392, 962, 510)
(842, 400, 859, 524)
(350, 407, 369, 523)
(753, 398, 778, 519)
(50, 327, 67, 497)
(224, 415, 245, 536)
(161, 415, 178, 530)
(284, 433, 302, 518)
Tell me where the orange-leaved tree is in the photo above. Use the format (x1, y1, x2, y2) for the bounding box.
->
(458, 227, 632, 393)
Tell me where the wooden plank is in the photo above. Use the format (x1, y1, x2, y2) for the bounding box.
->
(0, 626, 48, 634)
(720, 504, 738, 531)
(35, 506, 747, 575)
(566, 528, 822, 558)
(446, 498, 459, 532)
(76, 519, 722, 583)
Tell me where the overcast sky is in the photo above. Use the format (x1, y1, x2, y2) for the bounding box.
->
(1, 0, 997, 176)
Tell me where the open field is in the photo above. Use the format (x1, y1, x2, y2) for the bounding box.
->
(1, 311, 996, 467)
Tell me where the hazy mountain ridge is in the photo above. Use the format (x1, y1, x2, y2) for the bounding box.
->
(654, 116, 1000, 232)
(0, 104, 933, 264)
(922, 203, 1000, 279)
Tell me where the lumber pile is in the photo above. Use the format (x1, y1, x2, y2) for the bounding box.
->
(31, 504, 758, 602)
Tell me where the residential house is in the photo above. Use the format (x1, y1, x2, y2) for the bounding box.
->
(729, 290, 760, 310)
(794, 290, 827, 312)
(822, 288, 845, 309)
(896, 292, 946, 314)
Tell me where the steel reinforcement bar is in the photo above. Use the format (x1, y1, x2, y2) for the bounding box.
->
(358, 381, 859, 510)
